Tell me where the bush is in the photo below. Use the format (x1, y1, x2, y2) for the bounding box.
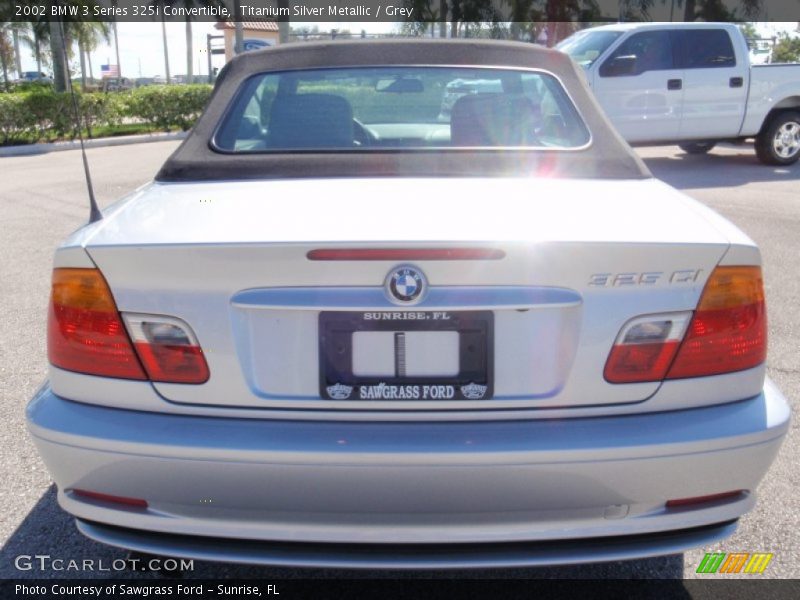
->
(0, 94, 35, 144)
(24, 91, 73, 139)
(78, 93, 113, 137)
(0, 84, 213, 145)
(100, 92, 128, 129)
(126, 84, 213, 131)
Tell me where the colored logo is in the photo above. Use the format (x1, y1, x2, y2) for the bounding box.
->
(386, 265, 426, 304)
(242, 39, 272, 52)
(696, 552, 773, 574)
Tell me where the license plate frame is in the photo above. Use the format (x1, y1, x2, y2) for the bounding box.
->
(319, 310, 493, 401)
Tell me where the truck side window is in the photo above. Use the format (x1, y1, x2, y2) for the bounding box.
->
(599, 31, 674, 77)
(680, 30, 736, 69)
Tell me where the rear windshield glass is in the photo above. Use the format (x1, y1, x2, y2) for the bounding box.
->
(212, 67, 591, 152)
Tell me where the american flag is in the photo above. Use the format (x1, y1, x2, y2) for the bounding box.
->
(100, 64, 119, 78)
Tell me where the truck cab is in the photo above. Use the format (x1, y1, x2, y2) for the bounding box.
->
(558, 23, 800, 165)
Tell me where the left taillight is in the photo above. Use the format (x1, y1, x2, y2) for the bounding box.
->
(49, 268, 147, 380)
(48, 268, 208, 384)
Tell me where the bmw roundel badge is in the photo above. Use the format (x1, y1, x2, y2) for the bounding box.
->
(386, 265, 427, 304)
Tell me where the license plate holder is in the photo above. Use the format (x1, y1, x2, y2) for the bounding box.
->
(319, 311, 493, 401)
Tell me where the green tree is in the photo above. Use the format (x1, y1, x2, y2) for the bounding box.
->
(772, 33, 800, 63)
(739, 22, 758, 42)
(678, 0, 761, 21)
(401, 0, 441, 37)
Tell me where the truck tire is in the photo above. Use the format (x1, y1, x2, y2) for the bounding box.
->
(679, 142, 716, 155)
(755, 111, 800, 166)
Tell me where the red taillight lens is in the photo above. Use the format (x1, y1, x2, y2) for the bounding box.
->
(124, 315, 209, 384)
(666, 266, 766, 379)
(48, 269, 208, 384)
(307, 248, 506, 261)
(605, 266, 767, 383)
(604, 314, 691, 383)
(604, 341, 681, 384)
(48, 269, 146, 380)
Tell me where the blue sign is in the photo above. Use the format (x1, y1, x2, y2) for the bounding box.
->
(242, 39, 272, 52)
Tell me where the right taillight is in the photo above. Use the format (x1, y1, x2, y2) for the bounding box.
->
(123, 314, 209, 384)
(605, 266, 767, 384)
(666, 266, 766, 379)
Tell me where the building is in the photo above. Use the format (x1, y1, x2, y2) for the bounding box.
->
(214, 21, 280, 62)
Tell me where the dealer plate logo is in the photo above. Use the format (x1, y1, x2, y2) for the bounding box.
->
(385, 265, 427, 305)
(326, 383, 353, 400)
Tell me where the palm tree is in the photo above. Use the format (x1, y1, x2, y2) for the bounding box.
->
(161, 13, 171, 83)
(185, 17, 192, 81)
(112, 0, 122, 79)
(26, 20, 50, 75)
(73, 22, 111, 89)
(176, 1, 225, 84)
(11, 23, 24, 77)
(49, 19, 69, 91)
(278, 0, 290, 43)
(0, 23, 14, 89)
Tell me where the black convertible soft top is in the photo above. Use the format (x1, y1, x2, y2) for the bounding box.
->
(156, 39, 650, 182)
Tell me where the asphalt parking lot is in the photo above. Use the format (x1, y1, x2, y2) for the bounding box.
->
(0, 141, 797, 580)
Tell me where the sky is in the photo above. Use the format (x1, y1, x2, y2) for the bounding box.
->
(16, 21, 398, 79)
(16, 21, 799, 79)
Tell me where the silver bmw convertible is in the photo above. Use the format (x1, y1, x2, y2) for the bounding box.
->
(27, 40, 789, 568)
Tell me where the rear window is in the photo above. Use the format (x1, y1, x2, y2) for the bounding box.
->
(680, 30, 736, 68)
(212, 67, 591, 152)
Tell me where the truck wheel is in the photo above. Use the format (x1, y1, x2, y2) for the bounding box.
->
(756, 111, 800, 166)
(679, 142, 716, 155)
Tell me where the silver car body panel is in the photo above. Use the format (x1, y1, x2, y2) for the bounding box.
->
(48, 176, 764, 414)
(29, 380, 788, 559)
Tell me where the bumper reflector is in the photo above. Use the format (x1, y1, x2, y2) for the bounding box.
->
(73, 489, 149, 509)
(666, 491, 745, 508)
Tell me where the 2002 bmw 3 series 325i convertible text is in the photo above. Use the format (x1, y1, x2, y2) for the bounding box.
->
(28, 40, 789, 568)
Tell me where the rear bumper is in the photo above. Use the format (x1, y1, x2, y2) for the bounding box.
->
(77, 519, 738, 569)
(27, 379, 789, 567)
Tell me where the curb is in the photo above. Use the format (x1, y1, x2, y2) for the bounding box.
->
(0, 131, 188, 157)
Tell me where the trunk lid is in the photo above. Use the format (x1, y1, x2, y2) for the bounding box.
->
(83, 177, 731, 411)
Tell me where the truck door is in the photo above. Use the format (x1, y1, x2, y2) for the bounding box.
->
(676, 28, 748, 139)
(593, 30, 683, 143)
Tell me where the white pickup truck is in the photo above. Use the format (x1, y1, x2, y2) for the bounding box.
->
(557, 23, 800, 165)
